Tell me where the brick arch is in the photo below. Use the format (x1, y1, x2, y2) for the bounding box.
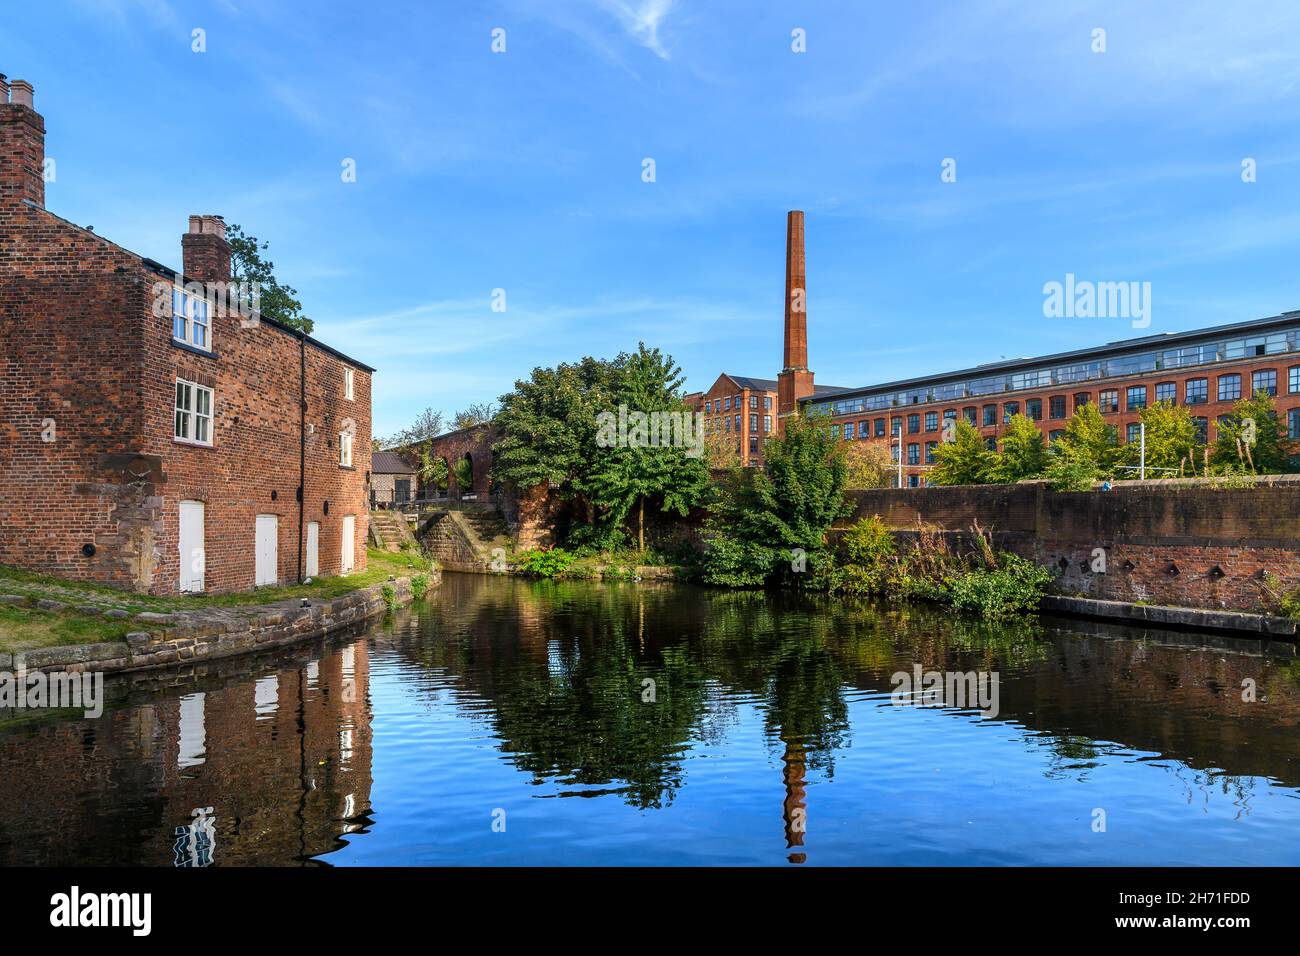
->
(423, 423, 497, 496)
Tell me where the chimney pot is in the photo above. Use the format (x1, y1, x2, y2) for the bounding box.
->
(9, 79, 33, 109)
(188, 214, 226, 239)
(0, 76, 45, 207)
(182, 214, 232, 283)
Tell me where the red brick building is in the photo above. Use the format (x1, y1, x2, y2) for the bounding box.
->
(697, 208, 1300, 485)
(0, 77, 373, 594)
(688, 375, 778, 466)
(809, 315, 1300, 487)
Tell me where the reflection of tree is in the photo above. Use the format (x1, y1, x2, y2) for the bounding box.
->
(491, 638, 707, 809)
(377, 573, 1300, 824)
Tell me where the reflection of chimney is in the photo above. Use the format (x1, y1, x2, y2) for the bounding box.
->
(181, 215, 231, 284)
(781, 736, 807, 860)
(0, 76, 47, 208)
(776, 210, 815, 422)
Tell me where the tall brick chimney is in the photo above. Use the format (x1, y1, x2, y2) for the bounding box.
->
(0, 76, 47, 208)
(777, 210, 815, 421)
(182, 215, 232, 284)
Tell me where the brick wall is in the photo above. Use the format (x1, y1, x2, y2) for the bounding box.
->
(421, 423, 496, 496)
(842, 477, 1300, 612)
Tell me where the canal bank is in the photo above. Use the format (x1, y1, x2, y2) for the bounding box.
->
(1, 572, 435, 675)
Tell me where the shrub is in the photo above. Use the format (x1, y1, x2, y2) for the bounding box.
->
(945, 554, 1055, 620)
(411, 573, 430, 601)
(835, 516, 896, 595)
(700, 536, 777, 588)
(514, 547, 578, 578)
(602, 564, 637, 582)
(1044, 453, 1098, 492)
(381, 583, 397, 612)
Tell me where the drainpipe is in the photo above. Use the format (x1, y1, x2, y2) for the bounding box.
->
(297, 330, 306, 583)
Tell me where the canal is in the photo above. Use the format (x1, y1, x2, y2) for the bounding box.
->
(2, 572, 1299, 866)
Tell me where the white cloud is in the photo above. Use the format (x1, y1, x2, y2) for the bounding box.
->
(593, 0, 676, 59)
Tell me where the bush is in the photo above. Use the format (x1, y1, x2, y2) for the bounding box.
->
(411, 573, 430, 601)
(514, 547, 578, 578)
(1044, 454, 1098, 492)
(836, 516, 896, 595)
(602, 564, 637, 582)
(700, 536, 777, 588)
(945, 554, 1055, 620)
(381, 583, 397, 612)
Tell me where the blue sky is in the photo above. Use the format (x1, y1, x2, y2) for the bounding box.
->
(6, 1, 1300, 438)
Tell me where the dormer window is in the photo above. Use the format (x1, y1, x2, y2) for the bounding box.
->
(173, 286, 211, 351)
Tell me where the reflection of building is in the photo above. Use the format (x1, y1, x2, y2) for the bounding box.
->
(0, 637, 374, 866)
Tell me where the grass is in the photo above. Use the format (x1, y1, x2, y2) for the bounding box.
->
(0, 547, 431, 653)
(0, 606, 138, 652)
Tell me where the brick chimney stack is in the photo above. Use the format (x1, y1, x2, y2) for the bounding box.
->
(181, 214, 232, 284)
(777, 210, 815, 421)
(0, 76, 47, 208)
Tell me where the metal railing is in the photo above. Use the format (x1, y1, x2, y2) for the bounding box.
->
(398, 492, 505, 513)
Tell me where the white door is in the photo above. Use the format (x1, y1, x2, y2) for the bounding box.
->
(306, 521, 320, 578)
(255, 514, 278, 586)
(341, 515, 356, 574)
(179, 500, 205, 593)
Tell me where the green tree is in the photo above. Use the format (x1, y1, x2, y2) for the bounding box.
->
(844, 440, 893, 489)
(226, 224, 313, 334)
(987, 414, 1046, 482)
(1051, 402, 1121, 475)
(929, 419, 996, 485)
(1212, 391, 1295, 473)
(419, 447, 448, 493)
(452, 456, 473, 491)
(452, 402, 497, 431)
(579, 345, 709, 551)
(1127, 400, 1200, 473)
(492, 356, 619, 498)
(384, 407, 445, 449)
(702, 413, 851, 586)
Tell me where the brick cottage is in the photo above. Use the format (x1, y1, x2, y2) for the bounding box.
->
(0, 77, 373, 594)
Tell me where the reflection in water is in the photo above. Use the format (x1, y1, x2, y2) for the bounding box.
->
(1, 573, 1299, 866)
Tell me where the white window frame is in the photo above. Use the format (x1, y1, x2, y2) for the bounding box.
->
(174, 378, 214, 447)
(339, 430, 353, 467)
(344, 368, 355, 400)
(172, 285, 212, 352)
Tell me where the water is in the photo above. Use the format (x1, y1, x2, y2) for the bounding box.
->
(2, 573, 1299, 866)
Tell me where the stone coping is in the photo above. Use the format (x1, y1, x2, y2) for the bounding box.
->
(1041, 594, 1299, 639)
(2, 573, 435, 675)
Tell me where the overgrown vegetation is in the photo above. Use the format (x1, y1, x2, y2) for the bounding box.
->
(513, 547, 580, 579)
(821, 517, 1056, 619)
